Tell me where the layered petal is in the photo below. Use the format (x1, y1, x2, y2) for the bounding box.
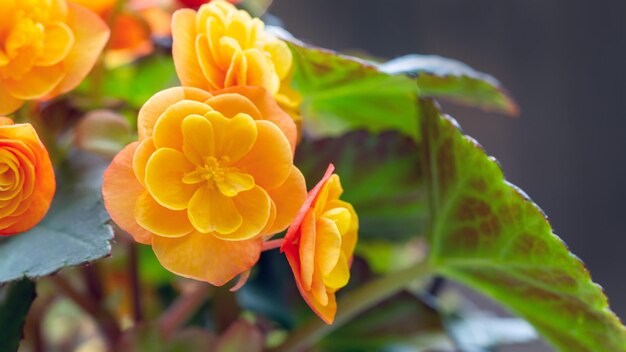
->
(102, 142, 152, 244)
(145, 148, 197, 210)
(135, 191, 194, 238)
(152, 231, 263, 286)
(265, 166, 306, 235)
(235, 120, 292, 189)
(138, 87, 212, 140)
(172, 9, 211, 90)
(49, 2, 110, 96)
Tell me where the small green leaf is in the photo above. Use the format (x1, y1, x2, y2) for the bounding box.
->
(421, 100, 626, 351)
(379, 55, 518, 115)
(0, 152, 113, 283)
(102, 53, 178, 108)
(276, 30, 420, 140)
(295, 132, 427, 241)
(0, 279, 36, 352)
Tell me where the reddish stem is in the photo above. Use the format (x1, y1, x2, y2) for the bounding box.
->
(262, 238, 284, 251)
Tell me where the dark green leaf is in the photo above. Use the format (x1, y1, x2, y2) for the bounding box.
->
(0, 279, 36, 352)
(0, 152, 114, 283)
(421, 100, 626, 351)
(379, 55, 518, 115)
(274, 29, 419, 140)
(295, 131, 427, 241)
(321, 292, 448, 351)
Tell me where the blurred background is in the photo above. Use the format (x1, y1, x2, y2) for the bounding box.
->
(271, 0, 626, 340)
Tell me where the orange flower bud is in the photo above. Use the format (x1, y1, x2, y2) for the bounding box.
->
(281, 164, 359, 324)
(0, 0, 110, 115)
(0, 118, 55, 236)
(102, 86, 306, 285)
(171, 0, 300, 120)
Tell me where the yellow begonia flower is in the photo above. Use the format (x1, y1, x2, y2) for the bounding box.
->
(0, 0, 110, 115)
(281, 164, 359, 324)
(171, 0, 301, 122)
(103, 86, 306, 285)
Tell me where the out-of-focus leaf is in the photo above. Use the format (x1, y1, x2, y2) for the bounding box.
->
(271, 28, 419, 140)
(237, 251, 295, 327)
(356, 239, 427, 274)
(241, 0, 272, 16)
(101, 53, 178, 108)
(216, 319, 264, 352)
(0, 152, 113, 283)
(74, 110, 133, 159)
(421, 100, 626, 351)
(446, 314, 537, 352)
(295, 131, 427, 241)
(117, 324, 216, 351)
(379, 55, 518, 115)
(321, 292, 450, 351)
(0, 279, 36, 352)
(137, 244, 176, 286)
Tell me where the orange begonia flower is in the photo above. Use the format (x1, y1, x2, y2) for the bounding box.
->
(281, 164, 359, 324)
(102, 86, 306, 285)
(0, 117, 55, 236)
(171, 0, 301, 122)
(0, 0, 110, 115)
(70, 0, 173, 68)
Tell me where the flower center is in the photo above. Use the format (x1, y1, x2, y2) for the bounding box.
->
(1, 17, 45, 79)
(182, 155, 255, 197)
(182, 156, 230, 186)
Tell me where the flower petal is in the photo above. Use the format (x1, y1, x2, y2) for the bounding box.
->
(281, 164, 334, 250)
(284, 247, 338, 324)
(50, 3, 110, 97)
(235, 120, 291, 189)
(172, 9, 212, 90)
(205, 93, 262, 120)
(152, 231, 263, 286)
(324, 252, 350, 290)
(299, 209, 316, 290)
(214, 185, 270, 241)
(244, 48, 279, 94)
(204, 111, 257, 163)
(145, 148, 197, 210)
(153, 101, 213, 151)
(135, 191, 194, 238)
(182, 114, 215, 165)
(132, 137, 156, 186)
(102, 142, 152, 244)
(138, 87, 212, 141)
(0, 84, 24, 115)
(265, 166, 306, 235)
(4, 65, 65, 100)
(212, 86, 297, 153)
(187, 185, 242, 234)
(36, 22, 74, 66)
(216, 171, 254, 197)
(195, 33, 224, 90)
(315, 218, 342, 276)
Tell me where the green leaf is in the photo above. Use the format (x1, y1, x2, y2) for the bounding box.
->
(421, 100, 626, 351)
(295, 132, 427, 241)
(379, 55, 518, 115)
(321, 292, 448, 351)
(0, 152, 114, 283)
(276, 30, 420, 140)
(0, 279, 36, 352)
(102, 53, 178, 108)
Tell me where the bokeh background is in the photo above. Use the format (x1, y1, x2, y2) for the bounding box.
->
(271, 0, 626, 345)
